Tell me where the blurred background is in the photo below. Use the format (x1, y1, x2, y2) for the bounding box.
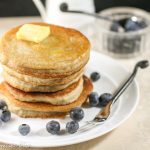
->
(0, 0, 150, 58)
(0, 1, 150, 150)
(0, 0, 149, 16)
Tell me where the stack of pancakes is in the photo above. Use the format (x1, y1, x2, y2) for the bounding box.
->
(0, 23, 93, 118)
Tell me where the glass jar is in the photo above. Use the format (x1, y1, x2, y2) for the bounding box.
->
(96, 7, 150, 58)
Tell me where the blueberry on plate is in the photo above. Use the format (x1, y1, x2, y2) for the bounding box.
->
(46, 120, 60, 135)
(89, 92, 99, 107)
(66, 121, 79, 134)
(1, 110, 11, 122)
(0, 100, 8, 110)
(18, 124, 30, 136)
(60, 2, 68, 12)
(99, 93, 113, 107)
(69, 107, 84, 122)
(90, 72, 100, 82)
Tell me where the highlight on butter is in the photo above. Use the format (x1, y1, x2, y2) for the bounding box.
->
(16, 24, 50, 43)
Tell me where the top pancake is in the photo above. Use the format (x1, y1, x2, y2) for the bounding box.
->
(0, 23, 90, 75)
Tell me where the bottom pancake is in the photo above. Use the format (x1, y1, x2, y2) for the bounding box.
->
(0, 76, 93, 118)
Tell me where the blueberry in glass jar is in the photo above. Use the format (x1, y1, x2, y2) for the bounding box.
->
(125, 19, 140, 32)
(125, 17, 148, 32)
(110, 22, 121, 32)
(110, 16, 148, 33)
(106, 35, 141, 55)
(108, 15, 148, 56)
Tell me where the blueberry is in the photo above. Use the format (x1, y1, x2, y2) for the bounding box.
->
(60, 2, 68, 12)
(66, 121, 79, 134)
(110, 18, 128, 32)
(138, 20, 148, 28)
(90, 72, 100, 82)
(99, 93, 113, 107)
(125, 19, 141, 32)
(0, 100, 7, 110)
(110, 22, 120, 32)
(118, 18, 128, 28)
(69, 107, 84, 122)
(18, 124, 30, 136)
(1, 110, 11, 122)
(89, 92, 99, 106)
(46, 120, 60, 135)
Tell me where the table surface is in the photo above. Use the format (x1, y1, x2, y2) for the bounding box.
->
(0, 17, 149, 150)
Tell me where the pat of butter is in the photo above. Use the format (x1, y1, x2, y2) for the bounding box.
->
(16, 24, 50, 43)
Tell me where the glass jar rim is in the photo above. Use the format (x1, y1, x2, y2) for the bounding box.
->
(96, 7, 150, 36)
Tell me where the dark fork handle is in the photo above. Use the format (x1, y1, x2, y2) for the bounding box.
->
(94, 60, 149, 121)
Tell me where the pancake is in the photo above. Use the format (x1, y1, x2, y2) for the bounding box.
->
(5, 78, 83, 105)
(3, 65, 84, 86)
(0, 23, 90, 77)
(0, 76, 93, 118)
(3, 71, 81, 92)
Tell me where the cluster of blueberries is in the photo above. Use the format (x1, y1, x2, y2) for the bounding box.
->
(0, 99, 84, 136)
(0, 72, 113, 136)
(46, 107, 84, 135)
(111, 17, 148, 33)
(89, 72, 112, 107)
(19, 107, 84, 136)
(107, 16, 148, 55)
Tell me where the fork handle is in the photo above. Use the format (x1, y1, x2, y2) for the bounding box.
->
(94, 64, 137, 121)
(94, 60, 149, 122)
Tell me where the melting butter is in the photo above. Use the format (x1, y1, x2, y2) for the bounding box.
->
(16, 24, 50, 43)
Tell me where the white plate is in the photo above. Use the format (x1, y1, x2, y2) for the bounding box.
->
(0, 51, 139, 147)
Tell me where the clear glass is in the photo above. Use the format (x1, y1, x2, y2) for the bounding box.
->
(95, 7, 150, 58)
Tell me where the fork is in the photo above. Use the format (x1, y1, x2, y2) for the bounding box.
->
(78, 60, 149, 132)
